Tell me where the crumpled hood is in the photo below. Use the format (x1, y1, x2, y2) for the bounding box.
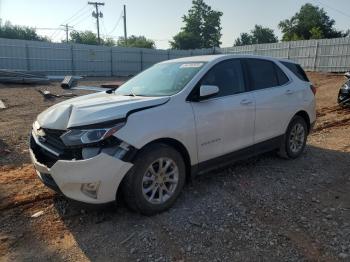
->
(37, 92, 169, 130)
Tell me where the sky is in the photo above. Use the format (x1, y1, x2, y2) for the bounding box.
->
(0, 0, 349, 49)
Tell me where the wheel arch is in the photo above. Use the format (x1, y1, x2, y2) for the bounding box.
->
(133, 138, 192, 182)
(294, 110, 311, 133)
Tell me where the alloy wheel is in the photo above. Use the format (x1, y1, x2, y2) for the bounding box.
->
(141, 157, 179, 204)
(289, 123, 305, 153)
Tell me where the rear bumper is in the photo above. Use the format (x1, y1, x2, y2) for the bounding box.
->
(29, 145, 133, 204)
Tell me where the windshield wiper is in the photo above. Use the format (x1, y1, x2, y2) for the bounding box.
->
(106, 87, 117, 94)
(125, 87, 136, 97)
(106, 87, 136, 96)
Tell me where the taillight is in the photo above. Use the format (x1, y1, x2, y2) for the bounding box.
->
(310, 84, 317, 95)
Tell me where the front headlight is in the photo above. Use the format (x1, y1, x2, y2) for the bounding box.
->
(60, 122, 125, 146)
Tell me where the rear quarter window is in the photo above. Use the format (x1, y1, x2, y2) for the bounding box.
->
(281, 62, 309, 82)
(275, 65, 289, 85)
(244, 59, 279, 90)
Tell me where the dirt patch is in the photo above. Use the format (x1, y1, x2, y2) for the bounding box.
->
(0, 73, 349, 261)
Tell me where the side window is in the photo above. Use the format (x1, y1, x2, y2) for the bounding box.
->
(275, 65, 289, 85)
(245, 59, 279, 90)
(281, 62, 309, 82)
(201, 59, 245, 98)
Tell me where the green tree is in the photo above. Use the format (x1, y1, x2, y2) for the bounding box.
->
(104, 37, 116, 47)
(279, 3, 346, 41)
(234, 33, 253, 46)
(117, 35, 155, 49)
(0, 21, 49, 41)
(170, 31, 201, 50)
(69, 30, 99, 45)
(234, 25, 278, 46)
(251, 25, 278, 44)
(309, 27, 324, 39)
(170, 0, 223, 49)
(69, 30, 117, 46)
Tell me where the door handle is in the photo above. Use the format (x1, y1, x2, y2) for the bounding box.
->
(285, 89, 294, 95)
(240, 99, 253, 105)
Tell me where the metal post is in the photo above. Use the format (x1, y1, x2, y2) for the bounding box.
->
(70, 44, 75, 75)
(313, 42, 319, 71)
(167, 50, 170, 60)
(110, 47, 113, 76)
(25, 43, 30, 71)
(287, 42, 291, 59)
(140, 50, 143, 71)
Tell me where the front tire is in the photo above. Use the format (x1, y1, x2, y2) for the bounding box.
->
(279, 116, 308, 159)
(122, 143, 186, 215)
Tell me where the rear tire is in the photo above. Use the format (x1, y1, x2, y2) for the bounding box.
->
(121, 143, 186, 215)
(278, 116, 308, 159)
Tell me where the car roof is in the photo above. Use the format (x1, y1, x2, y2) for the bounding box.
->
(161, 54, 298, 65)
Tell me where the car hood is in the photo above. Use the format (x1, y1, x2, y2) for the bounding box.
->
(37, 92, 169, 130)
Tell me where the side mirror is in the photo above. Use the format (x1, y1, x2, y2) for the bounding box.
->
(199, 85, 219, 100)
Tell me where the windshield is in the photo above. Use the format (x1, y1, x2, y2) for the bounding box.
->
(115, 62, 205, 97)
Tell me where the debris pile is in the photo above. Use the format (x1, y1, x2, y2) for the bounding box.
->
(0, 99, 6, 109)
(37, 89, 76, 99)
(0, 69, 49, 84)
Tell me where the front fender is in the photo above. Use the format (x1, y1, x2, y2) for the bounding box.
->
(115, 101, 198, 165)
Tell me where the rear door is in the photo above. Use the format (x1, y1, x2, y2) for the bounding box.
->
(190, 59, 255, 163)
(243, 58, 295, 143)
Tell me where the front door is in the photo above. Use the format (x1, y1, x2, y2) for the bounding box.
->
(190, 59, 255, 163)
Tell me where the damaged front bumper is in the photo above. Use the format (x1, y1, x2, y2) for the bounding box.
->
(29, 132, 133, 204)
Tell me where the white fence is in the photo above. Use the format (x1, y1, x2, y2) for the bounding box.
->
(219, 37, 350, 72)
(0, 37, 349, 76)
(0, 38, 213, 76)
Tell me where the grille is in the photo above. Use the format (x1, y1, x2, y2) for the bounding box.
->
(43, 129, 66, 151)
(31, 128, 83, 167)
(30, 135, 59, 168)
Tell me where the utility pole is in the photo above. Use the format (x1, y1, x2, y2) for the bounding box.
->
(123, 4, 127, 45)
(60, 24, 73, 43)
(88, 2, 104, 44)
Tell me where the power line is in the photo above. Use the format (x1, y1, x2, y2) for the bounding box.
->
(65, 7, 93, 25)
(61, 5, 90, 25)
(313, 0, 350, 19)
(35, 27, 62, 30)
(101, 19, 108, 37)
(71, 12, 93, 27)
(50, 5, 92, 41)
(108, 10, 123, 35)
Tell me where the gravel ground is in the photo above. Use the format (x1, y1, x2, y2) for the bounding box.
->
(0, 72, 349, 261)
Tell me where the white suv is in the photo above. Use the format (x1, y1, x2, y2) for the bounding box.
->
(30, 55, 316, 215)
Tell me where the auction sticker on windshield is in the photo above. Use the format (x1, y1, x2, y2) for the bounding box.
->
(180, 63, 204, 68)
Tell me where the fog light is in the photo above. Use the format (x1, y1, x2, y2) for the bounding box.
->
(81, 182, 100, 199)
